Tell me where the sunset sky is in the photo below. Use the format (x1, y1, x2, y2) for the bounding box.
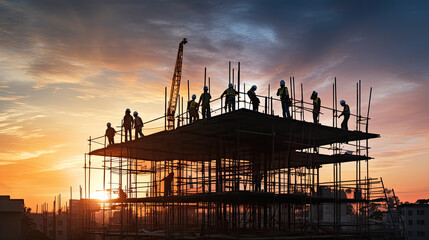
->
(1, 0, 428, 210)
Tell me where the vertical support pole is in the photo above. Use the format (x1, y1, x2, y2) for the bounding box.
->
(88, 138, 91, 201)
(229, 61, 231, 84)
(204, 67, 207, 87)
(334, 77, 338, 127)
(301, 83, 304, 121)
(165, 87, 167, 131)
(238, 62, 240, 109)
(84, 154, 87, 199)
(292, 77, 297, 119)
(289, 77, 293, 119)
(186, 79, 190, 124)
(209, 77, 211, 93)
(232, 68, 235, 87)
(244, 83, 246, 109)
(268, 84, 270, 114)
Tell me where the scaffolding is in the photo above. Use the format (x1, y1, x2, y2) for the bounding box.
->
(73, 66, 406, 239)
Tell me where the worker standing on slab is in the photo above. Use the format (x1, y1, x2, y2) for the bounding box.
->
(311, 91, 321, 124)
(247, 85, 260, 112)
(162, 172, 174, 196)
(188, 94, 199, 123)
(277, 80, 291, 118)
(133, 111, 144, 139)
(199, 86, 211, 119)
(252, 164, 263, 192)
(221, 83, 238, 112)
(338, 100, 350, 130)
(105, 122, 116, 145)
(122, 108, 133, 142)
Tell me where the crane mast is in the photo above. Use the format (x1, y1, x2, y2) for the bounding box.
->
(167, 38, 187, 130)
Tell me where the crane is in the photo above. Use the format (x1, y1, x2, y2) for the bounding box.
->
(167, 38, 187, 130)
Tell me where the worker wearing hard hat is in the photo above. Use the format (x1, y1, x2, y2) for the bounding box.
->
(105, 122, 116, 145)
(221, 83, 238, 112)
(187, 94, 199, 123)
(133, 111, 144, 139)
(122, 108, 134, 142)
(247, 85, 260, 112)
(311, 91, 321, 124)
(198, 86, 212, 119)
(276, 80, 291, 118)
(338, 100, 350, 130)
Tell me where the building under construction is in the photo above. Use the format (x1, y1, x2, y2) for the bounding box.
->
(72, 39, 407, 240)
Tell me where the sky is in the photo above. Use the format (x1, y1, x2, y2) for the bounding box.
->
(0, 0, 428, 210)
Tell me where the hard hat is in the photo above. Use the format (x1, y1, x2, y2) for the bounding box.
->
(204, 86, 208, 91)
(192, 94, 196, 99)
(280, 80, 285, 86)
(314, 91, 318, 95)
(340, 100, 345, 105)
(133, 111, 138, 116)
(252, 85, 257, 90)
(126, 108, 131, 113)
(228, 83, 233, 88)
(107, 122, 111, 127)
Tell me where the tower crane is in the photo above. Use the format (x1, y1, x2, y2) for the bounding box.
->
(167, 38, 187, 130)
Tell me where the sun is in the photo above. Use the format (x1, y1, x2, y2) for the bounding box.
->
(92, 190, 110, 201)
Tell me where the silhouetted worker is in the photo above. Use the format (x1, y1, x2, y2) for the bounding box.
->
(133, 111, 144, 139)
(162, 172, 174, 196)
(188, 94, 199, 123)
(277, 80, 291, 118)
(221, 83, 238, 112)
(338, 100, 350, 130)
(122, 108, 133, 142)
(252, 164, 263, 192)
(247, 85, 260, 112)
(199, 86, 211, 119)
(311, 91, 321, 124)
(105, 122, 116, 145)
(118, 187, 127, 200)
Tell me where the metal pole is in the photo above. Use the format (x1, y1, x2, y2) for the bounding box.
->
(229, 61, 231, 84)
(165, 87, 167, 130)
(204, 67, 207, 87)
(238, 62, 240, 109)
(292, 77, 296, 119)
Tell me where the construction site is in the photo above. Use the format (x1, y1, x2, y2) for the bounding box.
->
(69, 39, 407, 239)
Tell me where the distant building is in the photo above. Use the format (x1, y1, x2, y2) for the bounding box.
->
(29, 212, 68, 240)
(0, 195, 24, 240)
(399, 200, 429, 239)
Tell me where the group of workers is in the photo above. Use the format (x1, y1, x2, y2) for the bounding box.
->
(105, 108, 144, 145)
(188, 80, 350, 130)
(105, 80, 351, 146)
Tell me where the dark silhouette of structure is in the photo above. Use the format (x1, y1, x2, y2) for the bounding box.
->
(79, 66, 407, 239)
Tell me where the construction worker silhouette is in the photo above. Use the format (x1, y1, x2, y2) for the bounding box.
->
(118, 187, 127, 200)
(188, 94, 199, 123)
(339, 100, 350, 130)
(199, 86, 211, 119)
(133, 111, 144, 139)
(311, 91, 321, 124)
(122, 108, 133, 142)
(252, 164, 263, 192)
(277, 80, 291, 118)
(105, 122, 116, 145)
(162, 172, 174, 196)
(247, 85, 260, 112)
(221, 83, 238, 112)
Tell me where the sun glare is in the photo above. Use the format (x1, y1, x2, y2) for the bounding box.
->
(92, 190, 110, 201)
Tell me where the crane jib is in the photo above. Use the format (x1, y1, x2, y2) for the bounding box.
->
(167, 38, 187, 130)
